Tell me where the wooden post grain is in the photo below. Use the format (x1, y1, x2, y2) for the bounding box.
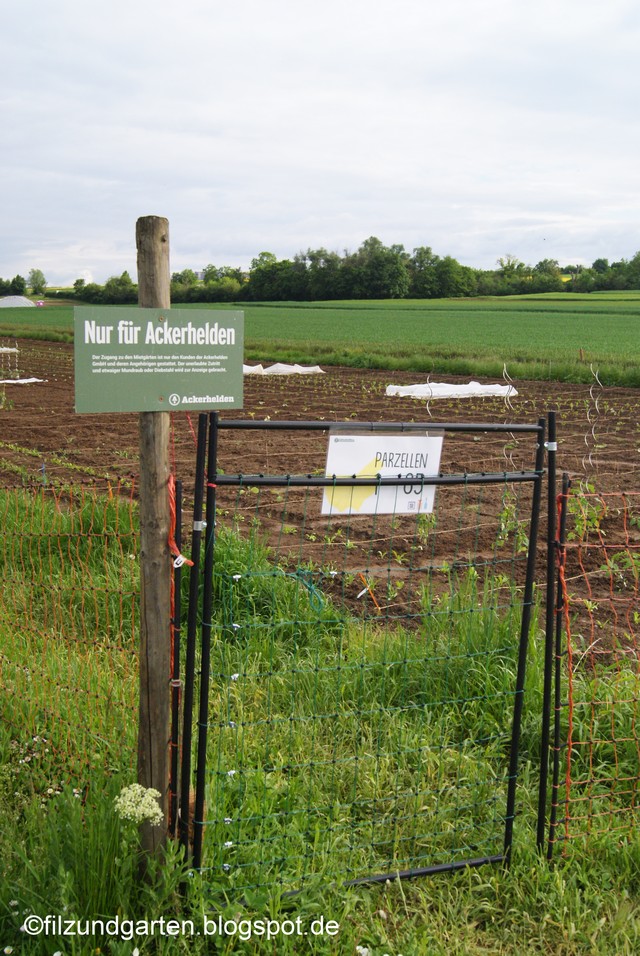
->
(136, 216, 171, 858)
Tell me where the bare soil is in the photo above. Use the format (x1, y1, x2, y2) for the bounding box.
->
(1, 339, 638, 626)
(2, 339, 638, 489)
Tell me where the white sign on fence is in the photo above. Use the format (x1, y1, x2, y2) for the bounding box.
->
(322, 430, 444, 515)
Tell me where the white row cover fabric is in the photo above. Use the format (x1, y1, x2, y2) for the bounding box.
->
(386, 381, 518, 399)
(0, 377, 46, 385)
(243, 363, 325, 375)
(0, 296, 35, 308)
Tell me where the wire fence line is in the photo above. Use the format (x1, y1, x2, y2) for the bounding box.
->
(548, 485, 640, 856)
(0, 481, 139, 786)
(1, 420, 639, 888)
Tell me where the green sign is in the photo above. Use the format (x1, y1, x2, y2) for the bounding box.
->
(74, 307, 244, 412)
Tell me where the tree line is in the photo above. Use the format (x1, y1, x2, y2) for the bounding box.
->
(0, 269, 47, 297)
(4, 240, 640, 304)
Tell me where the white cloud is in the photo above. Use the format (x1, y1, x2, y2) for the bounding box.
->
(1, 0, 639, 283)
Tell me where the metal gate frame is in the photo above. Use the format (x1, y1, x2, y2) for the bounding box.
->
(176, 412, 553, 888)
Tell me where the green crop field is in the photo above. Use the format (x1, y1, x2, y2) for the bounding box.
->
(233, 293, 640, 385)
(2, 290, 639, 385)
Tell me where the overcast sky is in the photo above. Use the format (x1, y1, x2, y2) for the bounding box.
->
(1, 0, 639, 286)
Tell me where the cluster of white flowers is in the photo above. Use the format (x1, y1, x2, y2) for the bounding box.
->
(113, 784, 164, 826)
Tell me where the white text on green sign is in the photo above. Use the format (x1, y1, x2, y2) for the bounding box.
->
(74, 307, 244, 413)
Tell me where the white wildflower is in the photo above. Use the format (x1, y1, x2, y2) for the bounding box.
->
(114, 783, 164, 826)
(355, 947, 371, 956)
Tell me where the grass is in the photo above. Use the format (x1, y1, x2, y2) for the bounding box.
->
(0, 487, 139, 785)
(2, 290, 640, 385)
(1, 489, 640, 953)
(199, 564, 526, 893)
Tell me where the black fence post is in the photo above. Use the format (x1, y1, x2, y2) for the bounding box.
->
(537, 411, 557, 848)
(547, 472, 571, 860)
(192, 411, 219, 870)
(179, 414, 208, 855)
(504, 417, 546, 864)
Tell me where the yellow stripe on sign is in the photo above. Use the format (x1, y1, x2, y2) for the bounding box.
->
(323, 456, 380, 514)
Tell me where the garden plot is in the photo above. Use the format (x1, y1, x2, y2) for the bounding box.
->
(0, 338, 636, 630)
(0, 337, 637, 545)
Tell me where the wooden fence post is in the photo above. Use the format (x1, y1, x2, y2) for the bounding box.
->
(136, 215, 171, 858)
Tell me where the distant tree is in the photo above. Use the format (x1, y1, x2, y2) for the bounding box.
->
(171, 268, 198, 286)
(244, 252, 310, 300)
(306, 248, 343, 300)
(202, 264, 221, 284)
(9, 275, 26, 295)
(435, 256, 476, 297)
(625, 250, 640, 289)
(474, 269, 502, 296)
(495, 255, 532, 294)
(409, 246, 440, 297)
(287, 254, 311, 300)
(497, 254, 526, 278)
(102, 271, 137, 304)
(75, 282, 104, 303)
(250, 251, 278, 271)
(170, 268, 200, 302)
(220, 266, 246, 283)
(607, 260, 629, 290)
(245, 254, 281, 300)
(28, 268, 47, 295)
(342, 237, 410, 299)
(571, 268, 597, 292)
(533, 258, 561, 276)
(591, 258, 609, 274)
(217, 276, 242, 300)
(531, 259, 564, 292)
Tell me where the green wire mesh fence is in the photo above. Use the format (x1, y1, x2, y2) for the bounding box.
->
(548, 485, 640, 857)
(4, 413, 639, 888)
(0, 481, 139, 792)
